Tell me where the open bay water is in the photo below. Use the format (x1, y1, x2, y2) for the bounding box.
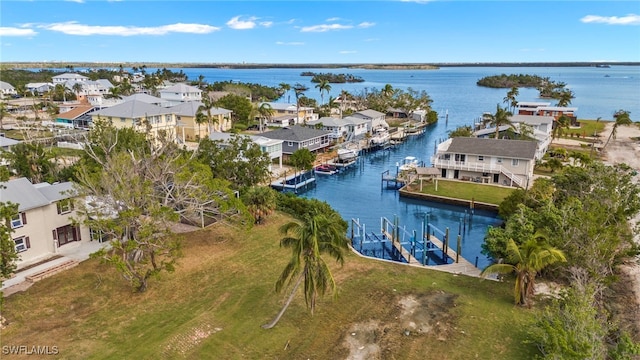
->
(180, 65, 639, 268)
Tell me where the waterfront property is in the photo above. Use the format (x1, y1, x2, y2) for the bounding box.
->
(432, 137, 536, 188)
(261, 125, 332, 156)
(208, 132, 283, 171)
(159, 83, 202, 105)
(516, 101, 578, 124)
(171, 101, 233, 140)
(350, 109, 389, 132)
(0, 178, 91, 269)
(259, 102, 318, 126)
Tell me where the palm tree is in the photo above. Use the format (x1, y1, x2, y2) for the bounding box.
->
(262, 211, 349, 329)
(257, 102, 274, 133)
(555, 89, 575, 107)
(488, 104, 513, 139)
(198, 97, 219, 133)
(194, 111, 208, 140)
(315, 79, 331, 106)
(105, 86, 123, 99)
(552, 115, 571, 139)
(382, 84, 395, 99)
(603, 110, 633, 149)
(481, 235, 566, 307)
(119, 78, 134, 96)
(279, 83, 291, 103)
(339, 89, 351, 117)
(293, 83, 308, 125)
(72, 82, 84, 100)
(503, 86, 519, 113)
(242, 186, 277, 224)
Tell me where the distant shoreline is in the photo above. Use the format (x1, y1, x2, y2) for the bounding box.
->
(1, 61, 639, 70)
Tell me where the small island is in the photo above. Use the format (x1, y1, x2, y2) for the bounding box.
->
(300, 72, 365, 83)
(476, 73, 547, 88)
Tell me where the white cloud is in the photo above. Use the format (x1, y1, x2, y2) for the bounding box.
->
(358, 22, 375, 28)
(581, 14, 640, 25)
(364, 38, 379, 42)
(0, 27, 37, 36)
(326, 17, 342, 22)
(276, 41, 305, 46)
(39, 22, 220, 36)
(226, 16, 258, 30)
(65, 0, 85, 3)
(260, 21, 273, 28)
(300, 24, 353, 32)
(339, 50, 357, 54)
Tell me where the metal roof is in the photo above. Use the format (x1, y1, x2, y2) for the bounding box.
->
(92, 100, 172, 118)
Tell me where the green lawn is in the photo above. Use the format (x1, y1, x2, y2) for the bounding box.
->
(1, 213, 538, 359)
(407, 179, 515, 205)
(563, 119, 607, 139)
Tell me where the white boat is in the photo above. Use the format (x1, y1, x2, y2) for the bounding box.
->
(337, 148, 358, 161)
(369, 127, 391, 146)
(398, 156, 419, 172)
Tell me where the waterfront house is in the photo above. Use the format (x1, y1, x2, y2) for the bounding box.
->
(516, 102, 578, 125)
(306, 117, 349, 140)
(351, 109, 389, 132)
(261, 125, 331, 156)
(473, 124, 549, 161)
(208, 132, 283, 171)
(260, 102, 317, 125)
(91, 100, 177, 143)
(0, 178, 90, 269)
(0, 81, 17, 99)
(432, 137, 537, 188)
(159, 83, 202, 105)
(170, 101, 233, 141)
(52, 73, 89, 85)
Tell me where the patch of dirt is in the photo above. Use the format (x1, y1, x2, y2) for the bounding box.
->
(342, 291, 457, 359)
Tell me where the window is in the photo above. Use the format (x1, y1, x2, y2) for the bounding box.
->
(11, 213, 26, 229)
(14, 236, 30, 252)
(497, 157, 503, 164)
(54, 225, 81, 247)
(120, 117, 126, 122)
(287, 141, 293, 146)
(512, 159, 519, 166)
(478, 156, 484, 161)
(315, 138, 320, 144)
(57, 199, 73, 214)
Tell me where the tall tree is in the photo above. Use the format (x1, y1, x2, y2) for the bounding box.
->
(242, 186, 278, 224)
(481, 235, 566, 306)
(503, 86, 519, 113)
(315, 79, 331, 106)
(293, 83, 308, 125)
(72, 82, 84, 100)
(197, 96, 219, 133)
(488, 104, 513, 139)
(603, 110, 632, 149)
(257, 101, 274, 132)
(279, 83, 291, 103)
(77, 124, 244, 292)
(552, 115, 571, 139)
(556, 89, 575, 107)
(262, 211, 349, 329)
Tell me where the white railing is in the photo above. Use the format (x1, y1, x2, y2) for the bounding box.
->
(432, 159, 524, 187)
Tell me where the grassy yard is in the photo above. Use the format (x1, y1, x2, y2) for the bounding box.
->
(407, 179, 515, 205)
(1, 213, 538, 359)
(563, 119, 607, 139)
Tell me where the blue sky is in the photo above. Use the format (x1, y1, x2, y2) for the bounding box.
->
(1, 1, 639, 63)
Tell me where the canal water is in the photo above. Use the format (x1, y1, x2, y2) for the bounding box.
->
(302, 130, 503, 270)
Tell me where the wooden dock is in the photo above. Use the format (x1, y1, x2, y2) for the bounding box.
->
(425, 235, 481, 277)
(381, 224, 481, 277)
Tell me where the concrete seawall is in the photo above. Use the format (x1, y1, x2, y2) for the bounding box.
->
(398, 188, 500, 212)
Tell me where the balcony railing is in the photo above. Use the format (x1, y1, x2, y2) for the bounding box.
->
(432, 158, 524, 187)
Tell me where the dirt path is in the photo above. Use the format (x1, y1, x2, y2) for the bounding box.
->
(599, 122, 640, 333)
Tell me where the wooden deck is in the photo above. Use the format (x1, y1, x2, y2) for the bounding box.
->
(25, 259, 79, 283)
